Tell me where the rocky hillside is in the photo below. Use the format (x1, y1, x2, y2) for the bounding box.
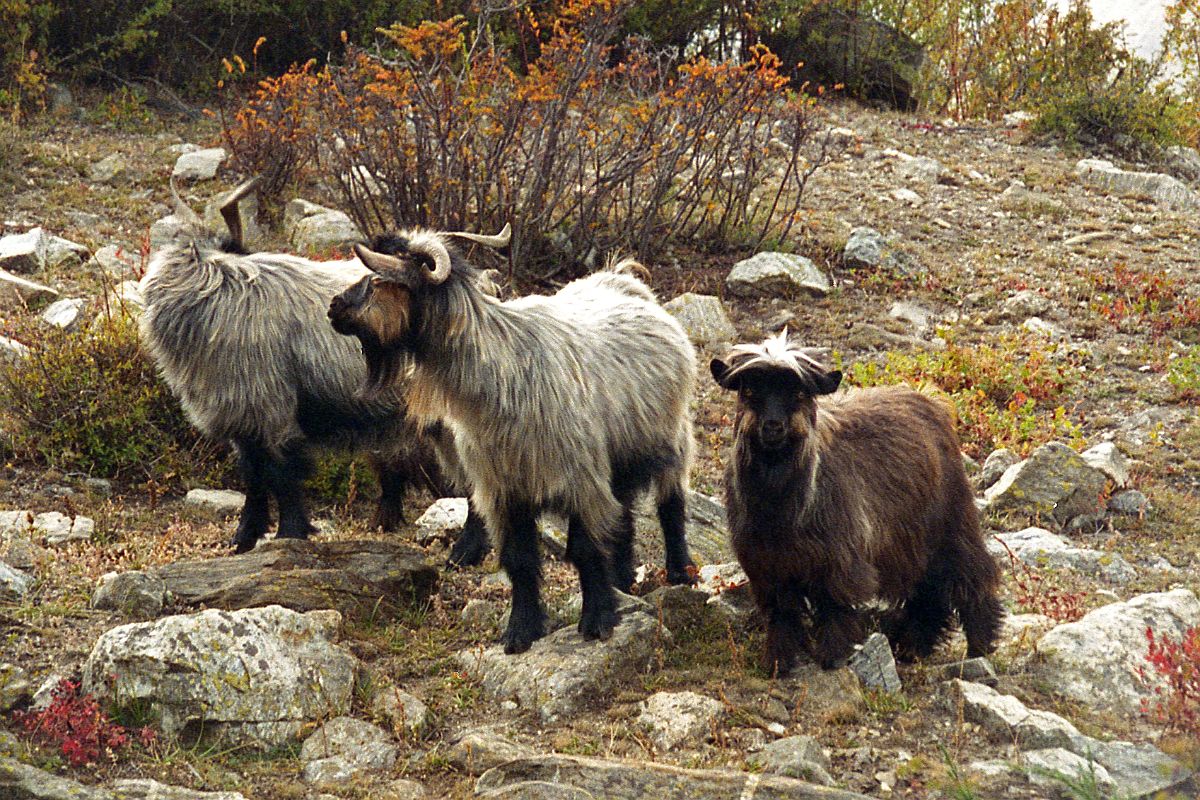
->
(1, 97, 1199, 799)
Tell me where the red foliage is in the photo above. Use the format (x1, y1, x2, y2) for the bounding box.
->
(1138, 625, 1200, 735)
(997, 537, 1087, 623)
(10, 679, 155, 767)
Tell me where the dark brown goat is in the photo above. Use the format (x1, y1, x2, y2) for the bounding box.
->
(711, 333, 1003, 673)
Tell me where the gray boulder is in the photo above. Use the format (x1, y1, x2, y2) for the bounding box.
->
(456, 594, 670, 723)
(90, 244, 139, 277)
(726, 252, 829, 298)
(1019, 748, 1118, 797)
(172, 148, 226, 181)
(0, 228, 50, 274)
(999, 289, 1051, 320)
(300, 716, 398, 785)
(151, 538, 438, 623)
(0, 335, 30, 363)
(284, 199, 363, 254)
(370, 682, 429, 738)
(663, 293, 737, 348)
(92, 570, 167, 617)
(1076, 158, 1199, 211)
(754, 735, 834, 785)
(0, 756, 111, 799)
(632, 490, 733, 567)
(637, 690, 724, 751)
(983, 442, 1108, 526)
(937, 657, 997, 686)
(1108, 489, 1150, 516)
(843, 227, 921, 275)
(109, 780, 248, 800)
(1036, 589, 1200, 716)
(204, 186, 263, 249)
(475, 754, 873, 799)
(82, 605, 358, 748)
(896, 155, 944, 183)
(942, 679, 1081, 750)
(45, 235, 90, 270)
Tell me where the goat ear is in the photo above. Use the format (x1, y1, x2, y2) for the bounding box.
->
(815, 369, 842, 395)
(710, 359, 739, 390)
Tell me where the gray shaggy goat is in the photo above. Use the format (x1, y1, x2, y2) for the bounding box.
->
(140, 180, 487, 557)
(328, 231, 697, 653)
(711, 332, 1003, 673)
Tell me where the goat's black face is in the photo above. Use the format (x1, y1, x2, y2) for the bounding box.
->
(711, 359, 842, 454)
(328, 275, 373, 336)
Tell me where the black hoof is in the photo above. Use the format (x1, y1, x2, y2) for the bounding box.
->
(666, 563, 698, 586)
(578, 607, 618, 641)
(447, 537, 491, 569)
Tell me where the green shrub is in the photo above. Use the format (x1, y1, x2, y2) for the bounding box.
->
(0, 311, 223, 483)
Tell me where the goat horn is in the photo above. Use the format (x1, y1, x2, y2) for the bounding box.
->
(446, 223, 511, 250)
(406, 232, 453, 284)
(218, 177, 261, 250)
(352, 243, 405, 274)
(168, 177, 203, 228)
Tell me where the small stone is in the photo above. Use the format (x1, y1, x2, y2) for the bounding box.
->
(89, 244, 139, 276)
(848, 632, 901, 692)
(185, 488, 246, 515)
(446, 725, 536, 776)
(938, 657, 998, 686)
(0, 335, 30, 363)
(1080, 442, 1129, 488)
(1076, 158, 1199, 210)
(414, 497, 468, 545)
(0, 228, 50, 274)
(45, 235, 90, 270)
(92, 570, 166, 617)
(755, 734, 834, 784)
(726, 252, 830, 298)
(637, 691, 724, 751)
(980, 448, 1019, 490)
(172, 148, 226, 181)
(1107, 489, 1149, 516)
(40, 297, 86, 331)
(461, 598, 499, 629)
(1003, 110, 1034, 127)
(88, 153, 128, 184)
(0, 560, 33, 601)
(1022, 316, 1066, 339)
(663, 293, 737, 348)
(384, 778, 427, 800)
(370, 684, 429, 738)
(0, 663, 32, 711)
(896, 155, 945, 183)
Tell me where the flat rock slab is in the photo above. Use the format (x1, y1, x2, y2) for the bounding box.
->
(726, 252, 830, 298)
(82, 605, 357, 749)
(151, 538, 438, 623)
(1076, 158, 1199, 211)
(456, 598, 671, 724)
(475, 754, 873, 799)
(184, 488, 245, 515)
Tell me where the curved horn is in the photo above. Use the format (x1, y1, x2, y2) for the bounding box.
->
(168, 177, 203, 227)
(446, 222, 511, 250)
(405, 232, 453, 283)
(219, 177, 261, 250)
(352, 243, 405, 274)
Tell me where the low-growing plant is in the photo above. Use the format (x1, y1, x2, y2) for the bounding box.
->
(997, 538, 1087, 623)
(838, 329, 1083, 457)
(1138, 625, 1200, 737)
(1167, 348, 1200, 402)
(11, 678, 156, 767)
(0, 310, 224, 484)
(1090, 262, 1200, 339)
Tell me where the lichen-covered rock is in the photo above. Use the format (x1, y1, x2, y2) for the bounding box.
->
(663, 293, 737, 348)
(726, 252, 830, 298)
(989, 527, 1137, 584)
(983, 442, 1108, 526)
(979, 448, 1020, 490)
(0, 756, 112, 799)
(109, 779, 248, 800)
(941, 679, 1080, 750)
(475, 754, 873, 799)
(456, 595, 671, 723)
(631, 490, 734, 566)
(300, 716, 398, 785)
(1080, 441, 1129, 488)
(92, 570, 166, 617)
(1036, 589, 1200, 716)
(82, 605, 358, 748)
(0, 663, 32, 711)
(370, 683, 429, 737)
(637, 691, 724, 751)
(88, 153, 128, 185)
(0, 269, 57, 312)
